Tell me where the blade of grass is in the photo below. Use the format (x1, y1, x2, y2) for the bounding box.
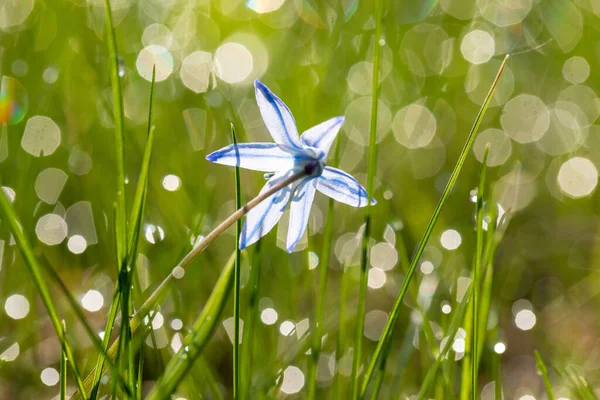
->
(332, 264, 351, 399)
(241, 240, 262, 399)
(308, 132, 342, 399)
(145, 253, 237, 399)
(232, 123, 242, 400)
(469, 146, 490, 399)
(493, 347, 503, 400)
(477, 190, 497, 365)
(361, 54, 510, 397)
(104, 0, 127, 264)
(60, 320, 67, 400)
(535, 350, 556, 400)
(137, 333, 145, 400)
(350, 0, 383, 397)
(0, 189, 88, 397)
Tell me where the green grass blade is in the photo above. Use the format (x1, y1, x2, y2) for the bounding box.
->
(137, 333, 145, 400)
(469, 146, 490, 399)
(60, 320, 67, 400)
(104, 0, 127, 264)
(332, 264, 351, 399)
(232, 123, 242, 400)
(360, 54, 510, 397)
(145, 253, 237, 399)
(241, 242, 262, 400)
(308, 132, 342, 399)
(493, 348, 503, 400)
(0, 188, 88, 398)
(350, 0, 383, 397)
(535, 350, 556, 400)
(90, 286, 120, 399)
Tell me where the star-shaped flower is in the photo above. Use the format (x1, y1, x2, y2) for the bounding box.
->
(206, 80, 375, 252)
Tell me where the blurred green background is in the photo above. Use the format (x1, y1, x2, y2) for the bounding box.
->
(1, 0, 600, 398)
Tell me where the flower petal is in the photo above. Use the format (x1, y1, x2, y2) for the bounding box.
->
(316, 166, 375, 207)
(254, 80, 303, 151)
(301, 116, 344, 155)
(286, 178, 317, 252)
(240, 171, 298, 249)
(205, 143, 296, 172)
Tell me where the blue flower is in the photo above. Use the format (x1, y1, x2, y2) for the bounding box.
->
(206, 80, 375, 252)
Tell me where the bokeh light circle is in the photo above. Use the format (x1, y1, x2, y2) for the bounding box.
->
(136, 45, 174, 82)
(501, 94, 550, 143)
(392, 103, 437, 149)
(460, 30, 495, 65)
(35, 213, 68, 245)
(562, 56, 590, 84)
(557, 157, 598, 199)
(214, 42, 253, 84)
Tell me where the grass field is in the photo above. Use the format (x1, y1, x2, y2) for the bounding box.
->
(1, 0, 600, 399)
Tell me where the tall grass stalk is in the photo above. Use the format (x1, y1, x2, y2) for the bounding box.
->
(360, 54, 510, 397)
(232, 124, 242, 399)
(535, 350, 555, 400)
(470, 147, 490, 398)
(103, 0, 127, 262)
(493, 349, 503, 400)
(333, 264, 351, 399)
(241, 241, 262, 399)
(308, 135, 342, 399)
(350, 0, 384, 397)
(60, 320, 67, 400)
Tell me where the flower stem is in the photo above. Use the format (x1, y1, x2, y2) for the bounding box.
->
(360, 55, 510, 397)
(232, 124, 242, 400)
(350, 0, 384, 398)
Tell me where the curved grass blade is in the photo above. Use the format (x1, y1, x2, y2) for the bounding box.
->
(0, 188, 88, 398)
(145, 253, 237, 399)
(232, 123, 242, 400)
(360, 54, 510, 397)
(535, 350, 556, 400)
(350, 0, 383, 397)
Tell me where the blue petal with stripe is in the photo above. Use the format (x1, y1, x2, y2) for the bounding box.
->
(206, 143, 296, 172)
(316, 166, 375, 207)
(286, 177, 317, 252)
(254, 80, 304, 151)
(239, 171, 300, 249)
(301, 116, 344, 155)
